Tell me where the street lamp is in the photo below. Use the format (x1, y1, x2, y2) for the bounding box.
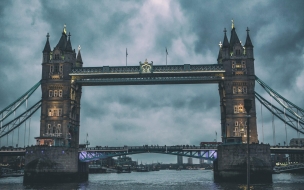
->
(244, 99, 252, 190)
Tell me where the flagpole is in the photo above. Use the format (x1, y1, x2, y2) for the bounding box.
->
(166, 48, 168, 66)
(126, 48, 128, 66)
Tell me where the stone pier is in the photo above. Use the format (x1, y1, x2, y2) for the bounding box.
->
(214, 144, 272, 183)
(24, 146, 88, 184)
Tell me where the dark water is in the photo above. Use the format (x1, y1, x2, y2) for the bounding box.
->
(0, 170, 304, 190)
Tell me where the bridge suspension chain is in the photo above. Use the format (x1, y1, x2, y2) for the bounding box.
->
(256, 76, 304, 120)
(255, 92, 304, 134)
(0, 100, 41, 139)
(0, 81, 40, 123)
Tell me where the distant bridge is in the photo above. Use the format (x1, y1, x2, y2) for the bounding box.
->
(274, 163, 304, 173)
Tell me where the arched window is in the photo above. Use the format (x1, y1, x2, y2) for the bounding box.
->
(54, 90, 58, 97)
(49, 90, 53, 97)
(59, 90, 63, 97)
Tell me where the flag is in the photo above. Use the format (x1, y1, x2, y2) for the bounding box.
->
(166, 48, 168, 55)
(215, 131, 217, 136)
(126, 48, 128, 57)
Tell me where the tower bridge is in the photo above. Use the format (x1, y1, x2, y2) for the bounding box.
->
(1, 22, 304, 183)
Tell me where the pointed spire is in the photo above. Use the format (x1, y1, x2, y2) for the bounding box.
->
(245, 27, 253, 47)
(76, 45, 83, 64)
(230, 26, 240, 46)
(43, 33, 51, 52)
(65, 32, 73, 52)
(56, 24, 68, 50)
(222, 28, 230, 48)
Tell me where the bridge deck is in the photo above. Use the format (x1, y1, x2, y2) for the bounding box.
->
(1, 145, 304, 157)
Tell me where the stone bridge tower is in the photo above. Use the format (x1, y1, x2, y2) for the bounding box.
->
(24, 26, 87, 184)
(38, 25, 83, 148)
(218, 22, 258, 143)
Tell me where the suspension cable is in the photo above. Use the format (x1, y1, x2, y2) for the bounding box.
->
(271, 97, 276, 145)
(261, 103, 264, 143)
(28, 117, 31, 146)
(24, 99, 28, 147)
(12, 130, 14, 147)
(284, 108, 287, 146)
(17, 122, 20, 147)
(272, 113, 276, 145)
(24, 121, 26, 148)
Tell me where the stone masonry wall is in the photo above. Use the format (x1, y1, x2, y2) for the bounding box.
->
(25, 146, 78, 173)
(217, 144, 272, 172)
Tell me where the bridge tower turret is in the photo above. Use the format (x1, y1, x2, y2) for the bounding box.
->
(218, 22, 258, 144)
(38, 25, 82, 148)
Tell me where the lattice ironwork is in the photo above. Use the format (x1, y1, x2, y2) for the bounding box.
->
(0, 100, 41, 138)
(190, 65, 224, 71)
(78, 146, 217, 162)
(256, 76, 304, 120)
(0, 81, 40, 123)
(255, 92, 304, 134)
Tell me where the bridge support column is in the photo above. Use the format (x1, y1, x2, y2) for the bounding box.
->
(23, 146, 88, 184)
(214, 144, 272, 183)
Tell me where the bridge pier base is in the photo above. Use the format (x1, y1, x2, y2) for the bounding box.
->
(214, 144, 272, 183)
(23, 146, 88, 184)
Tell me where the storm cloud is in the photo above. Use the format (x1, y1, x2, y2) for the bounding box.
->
(0, 0, 303, 163)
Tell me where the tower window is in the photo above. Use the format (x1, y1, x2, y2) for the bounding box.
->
(54, 110, 58, 116)
(49, 90, 53, 97)
(59, 90, 63, 97)
(47, 124, 51, 133)
(243, 86, 247, 94)
(57, 124, 61, 134)
(234, 106, 238, 113)
(54, 65, 59, 73)
(242, 62, 246, 68)
(233, 86, 236, 94)
(54, 90, 58, 97)
(50, 65, 54, 73)
(234, 105, 244, 113)
(235, 121, 238, 126)
(60, 65, 63, 72)
(238, 87, 242, 93)
(238, 106, 243, 113)
(48, 109, 53, 116)
(48, 108, 62, 117)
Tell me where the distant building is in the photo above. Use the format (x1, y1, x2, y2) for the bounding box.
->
(101, 157, 115, 167)
(290, 138, 304, 146)
(188, 158, 193, 165)
(289, 138, 304, 163)
(177, 156, 183, 165)
(115, 155, 136, 166)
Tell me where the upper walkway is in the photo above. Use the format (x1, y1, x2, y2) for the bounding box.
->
(69, 64, 225, 86)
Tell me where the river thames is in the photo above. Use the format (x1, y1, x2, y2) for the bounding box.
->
(0, 170, 304, 190)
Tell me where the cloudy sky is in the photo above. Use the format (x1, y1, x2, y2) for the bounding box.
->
(0, 0, 304, 164)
